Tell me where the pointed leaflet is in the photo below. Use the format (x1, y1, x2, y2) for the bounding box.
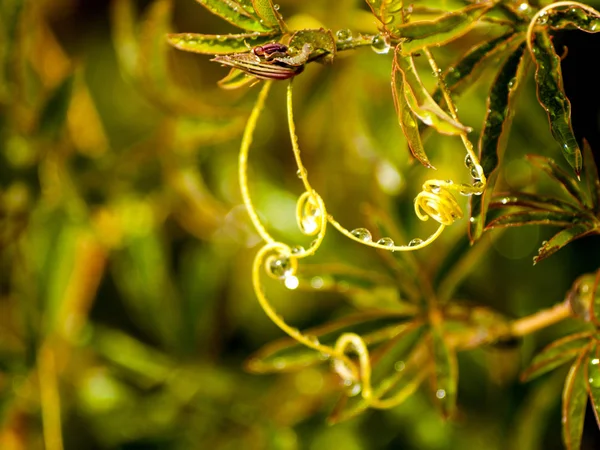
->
(251, 0, 285, 31)
(392, 46, 431, 168)
(431, 326, 458, 417)
(245, 312, 417, 373)
(486, 210, 580, 230)
(533, 223, 597, 264)
(531, 29, 582, 176)
(521, 332, 593, 382)
(469, 42, 528, 241)
(395, 52, 469, 136)
(167, 32, 280, 55)
(395, 3, 492, 55)
(583, 140, 600, 213)
(218, 68, 255, 89)
(587, 342, 600, 428)
(527, 155, 587, 208)
(194, 0, 273, 32)
(489, 192, 580, 213)
(363, 0, 405, 31)
(562, 348, 589, 450)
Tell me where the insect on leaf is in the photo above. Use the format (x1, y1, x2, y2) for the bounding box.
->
(469, 41, 528, 242)
(530, 29, 582, 176)
(533, 223, 597, 265)
(396, 52, 470, 136)
(392, 46, 431, 168)
(562, 348, 589, 450)
(521, 331, 593, 382)
(395, 3, 492, 55)
(288, 29, 336, 63)
(431, 326, 458, 418)
(194, 0, 273, 32)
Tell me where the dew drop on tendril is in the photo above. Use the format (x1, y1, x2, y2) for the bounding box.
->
(371, 35, 391, 54)
(351, 228, 372, 242)
(377, 237, 395, 247)
(336, 29, 352, 42)
(408, 238, 423, 247)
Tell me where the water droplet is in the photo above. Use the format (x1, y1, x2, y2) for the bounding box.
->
(284, 275, 299, 290)
(335, 29, 352, 42)
(473, 181, 484, 194)
(501, 197, 509, 205)
(518, 2, 530, 12)
(408, 238, 423, 247)
(347, 382, 362, 397)
(351, 228, 372, 242)
(310, 276, 324, 289)
(508, 77, 517, 88)
(537, 12, 548, 24)
(273, 3, 280, 10)
(394, 361, 405, 372)
(436, 389, 446, 399)
(306, 335, 320, 346)
(291, 245, 305, 255)
(459, 183, 473, 196)
(371, 35, 391, 54)
(377, 237, 395, 247)
(430, 184, 441, 194)
(592, 358, 600, 365)
(464, 154, 475, 170)
(541, 240, 548, 246)
(296, 168, 307, 178)
(268, 255, 293, 279)
(469, 217, 476, 223)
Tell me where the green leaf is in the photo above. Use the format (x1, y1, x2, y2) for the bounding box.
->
(562, 348, 589, 450)
(432, 32, 521, 105)
(167, 32, 279, 55)
(583, 139, 600, 212)
(527, 155, 587, 207)
(250, 0, 285, 31)
(138, 0, 173, 91)
(533, 223, 597, 265)
(110, 0, 141, 79)
(38, 74, 74, 139)
(288, 29, 336, 63)
(395, 4, 492, 55)
(217, 67, 255, 89)
(245, 312, 417, 374)
(364, 0, 405, 31)
(521, 332, 593, 382)
(531, 30, 582, 176)
(194, 0, 273, 32)
(469, 42, 528, 241)
(545, 4, 600, 33)
(589, 270, 600, 328)
(395, 52, 469, 136)
(431, 326, 458, 418)
(392, 47, 431, 168)
(489, 192, 580, 213)
(587, 343, 600, 428)
(486, 210, 580, 230)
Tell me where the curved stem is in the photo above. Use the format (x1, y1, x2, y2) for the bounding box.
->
(239, 81, 276, 244)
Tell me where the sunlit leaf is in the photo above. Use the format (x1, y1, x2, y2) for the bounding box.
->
(245, 311, 417, 373)
(562, 348, 589, 450)
(288, 28, 336, 63)
(392, 46, 430, 168)
(545, 4, 600, 33)
(527, 155, 587, 207)
(533, 223, 598, 265)
(363, 0, 405, 31)
(166, 32, 279, 55)
(486, 210, 580, 230)
(251, 0, 285, 31)
(583, 139, 600, 212)
(194, 0, 273, 32)
(430, 326, 458, 417)
(469, 42, 528, 241)
(489, 192, 580, 213)
(395, 52, 469, 136)
(395, 4, 492, 55)
(587, 343, 600, 428)
(530, 29, 582, 176)
(521, 332, 593, 382)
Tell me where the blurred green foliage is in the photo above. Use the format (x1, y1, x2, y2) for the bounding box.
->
(2, 0, 600, 449)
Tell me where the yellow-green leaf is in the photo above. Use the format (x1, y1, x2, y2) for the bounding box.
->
(194, 0, 273, 32)
(167, 32, 279, 55)
(562, 348, 589, 450)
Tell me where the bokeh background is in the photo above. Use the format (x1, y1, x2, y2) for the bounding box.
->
(2, 0, 600, 448)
